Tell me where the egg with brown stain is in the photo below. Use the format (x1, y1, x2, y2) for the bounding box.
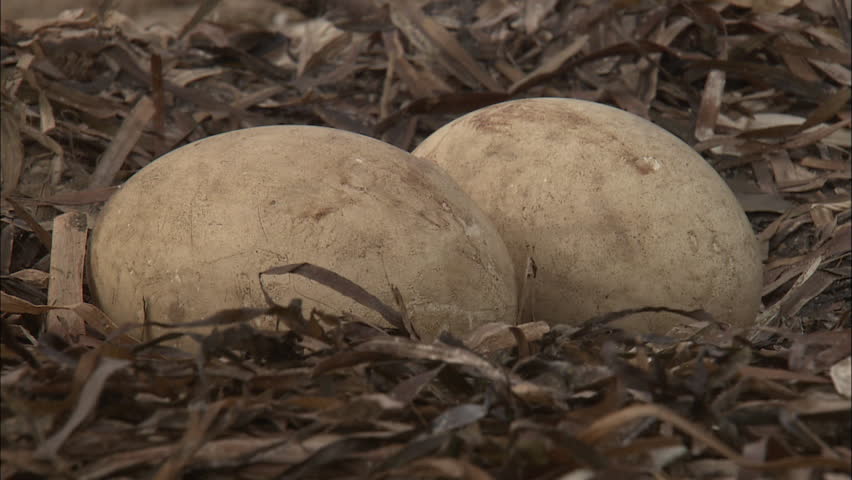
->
(413, 98, 763, 333)
(89, 125, 517, 349)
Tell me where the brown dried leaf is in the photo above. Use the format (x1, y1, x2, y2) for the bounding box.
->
(0, 112, 25, 195)
(18, 122, 63, 156)
(783, 118, 852, 149)
(809, 58, 852, 84)
(89, 95, 155, 188)
(789, 329, 852, 373)
(768, 150, 820, 191)
(690, 59, 830, 99)
(35, 356, 130, 460)
(390, 365, 442, 403)
(462, 321, 550, 354)
(382, 29, 452, 99)
(509, 34, 589, 95)
(1, 291, 51, 315)
(355, 337, 507, 387)
(261, 263, 403, 330)
(8, 268, 50, 288)
(374, 91, 510, 134)
(780, 270, 842, 318)
(738, 365, 831, 383)
(472, 0, 519, 29)
(45, 212, 88, 340)
(695, 69, 726, 141)
(38, 186, 119, 206)
(1, 319, 40, 368)
(177, 0, 222, 39)
(40, 78, 125, 120)
(392, 457, 494, 480)
(3, 196, 52, 250)
(325, 0, 392, 32)
(787, 390, 852, 415)
(735, 192, 794, 213)
(723, 0, 802, 13)
(578, 403, 850, 471)
(294, 19, 350, 78)
(390, 1, 502, 92)
(800, 155, 851, 170)
(154, 399, 229, 479)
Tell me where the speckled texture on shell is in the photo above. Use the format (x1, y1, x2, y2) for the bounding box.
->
(412, 98, 763, 332)
(89, 126, 517, 348)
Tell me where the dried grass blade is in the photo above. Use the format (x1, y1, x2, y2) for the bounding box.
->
(89, 95, 155, 188)
(38, 90, 56, 133)
(38, 186, 119, 206)
(45, 212, 89, 340)
(3, 196, 52, 250)
(800, 87, 851, 130)
(695, 69, 726, 141)
(355, 337, 507, 388)
(1, 291, 56, 315)
(463, 321, 549, 354)
(40, 78, 124, 119)
(390, 1, 503, 92)
(1, 113, 25, 194)
(578, 403, 851, 471)
(177, 0, 222, 39)
(154, 399, 229, 480)
(509, 34, 589, 94)
(390, 366, 443, 403)
(260, 263, 403, 329)
(738, 365, 831, 383)
(833, 0, 851, 47)
(779, 270, 841, 318)
(690, 60, 829, 99)
(382, 29, 449, 99)
(1, 317, 39, 368)
(35, 356, 130, 460)
(150, 54, 165, 141)
(18, 123, 63, 156)
(783, 118, 852, 149)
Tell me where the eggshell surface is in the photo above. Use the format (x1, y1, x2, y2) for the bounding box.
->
(89, 126, 517, 348)
(412, 98, 763, 332)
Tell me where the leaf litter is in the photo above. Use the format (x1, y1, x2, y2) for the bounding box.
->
(1, 0, 850, 478)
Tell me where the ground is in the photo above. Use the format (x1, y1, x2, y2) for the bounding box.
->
(1, 1, 850, 479)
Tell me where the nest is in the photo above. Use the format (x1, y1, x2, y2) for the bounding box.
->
(1, 1, 850, 478)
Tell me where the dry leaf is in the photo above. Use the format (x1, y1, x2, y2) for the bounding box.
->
(830, 356, 852, 398)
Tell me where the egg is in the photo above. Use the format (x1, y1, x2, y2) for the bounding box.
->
(89, 125, 517, 348)
(412, 98, 763, 333)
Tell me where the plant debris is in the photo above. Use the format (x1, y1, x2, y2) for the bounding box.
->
(1, 0, 850, 478)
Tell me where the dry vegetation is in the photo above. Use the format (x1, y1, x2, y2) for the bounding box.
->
(1, 0, 851, 478)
